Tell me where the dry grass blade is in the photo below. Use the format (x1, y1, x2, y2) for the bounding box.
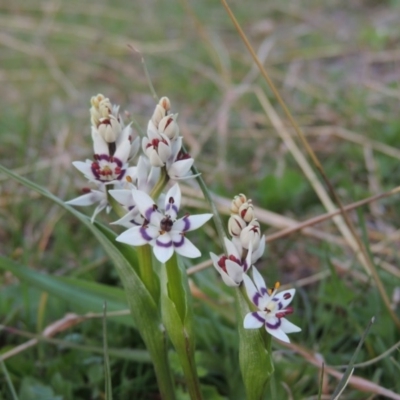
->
(0, 313, 85, 362)
(264, 186, 400, 243)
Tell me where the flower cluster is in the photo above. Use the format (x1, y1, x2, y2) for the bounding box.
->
(115, 183, 212, 263)
(66, 94, 139, 221)
(210, 194, 265, 287)
(67, 95, 211, 262)
(211, 194, 300, 343)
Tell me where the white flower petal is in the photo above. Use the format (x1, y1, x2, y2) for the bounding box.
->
(66, 191, 103, 207)
(220, 272, 240, 287)
(170, 136, 182, 159)
(243, 274, 263, 309)
(148, 149, 165, 167)
(91, 201, 108, 223)
(242, 242, 253, 272)
(153, 243, 175, 263)
(224, 237, 241, 259)
(157, 141, 172, 163)
(231, 237, 243, 255)
(252, 235, 265, 263)
(108, 189, 134, 207)
(225, 260, 244, 285)
(274, 289, 296, 309)
(173, 237, 201, 258)
(266, 326, 290, 343)
(252, 267, 268, 296)
(210, 252, 220, 266)
(136, 156, 149, 186)
(91, 127, 109, 155)
(280, 318, 301, 334)
(114, 138, 131, 164)
(116, 226, 158, 246)
(129, 136, 140, 161)
(111, 209, 142, 228)
(72, 161, 94, 179)
(244, 312, 265, 329)
(131, 189, 155, 218)
(164, 183, 181, 219)
(173, 214, 213, 233)
(168, 158, 194, 179)
(147, 120, 159, 139)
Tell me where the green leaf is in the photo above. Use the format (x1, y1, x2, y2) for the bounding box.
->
(19, 377, 62, 400)
(0, 164, 176, 400)
(0, 256, 133, 328)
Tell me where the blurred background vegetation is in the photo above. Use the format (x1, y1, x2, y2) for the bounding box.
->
(1, 0, 400, 399)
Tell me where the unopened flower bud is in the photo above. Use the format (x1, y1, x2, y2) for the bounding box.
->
(151, 104, 167, 128)
(240, 219, 261, 250)
(159, 96, 171, 112)
(228, 214, 246, 237)
(97, 115, 121, 143)
(159, 114, 179, 141)
(91, 94, 105, 109)
(143, 136, 172, 167)
(231, 194, 247, 214)
(238, 202, 254, 223)
(90, 94, 113, 128)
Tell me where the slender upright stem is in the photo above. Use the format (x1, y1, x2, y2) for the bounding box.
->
(151, 168, 169, 200)
(137, 244, 158, 301)
(165, 254, 203, 400)
(165, 253, 185, 318)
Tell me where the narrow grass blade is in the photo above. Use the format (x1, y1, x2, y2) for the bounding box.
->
(103, 303, 113, 400)
(1, 360, 19, 400)
(331, 317, 375, 399)
(317, 363, 325, 400)
(0, 256, 132, 327)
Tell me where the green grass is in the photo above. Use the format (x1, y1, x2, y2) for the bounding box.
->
(1, 0, 400, 399)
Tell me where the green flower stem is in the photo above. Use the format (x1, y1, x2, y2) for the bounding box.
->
(150, 167, 169, 200)
(146, 338, 176, 400)
(106, 187, 126, 219)
(164, 253, 203, 400)
(137, 244, 159, 300)
(165, 253, 185, 317)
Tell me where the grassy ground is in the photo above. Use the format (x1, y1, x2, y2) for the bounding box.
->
(1, 0, 400, 399)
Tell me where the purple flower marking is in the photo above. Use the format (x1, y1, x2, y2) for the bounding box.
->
(166, 203, 179, 215)
(252, 293, 262, 306)
(91, 154, 126, 182)
(140, 227, 154, 241)
(252, 312, 265, 323)
(180, 216, 190, 232)
(156, 237, 173, 248)
(173, 234, 185, 248)
(266, 319, 281, 330)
